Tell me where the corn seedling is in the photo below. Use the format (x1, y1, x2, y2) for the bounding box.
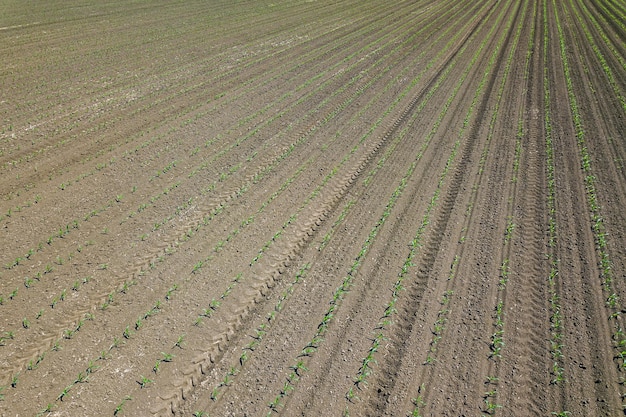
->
(484, 398, 502, 414)
(486, 375, 499, 384)
(75, 371, 88, 383)
(86, 361, 99, 373)
(346, 386, 359, 402)
(57, 385, 71, 401)
(35, 404, 55, 417)
(220, 375, 232, 387)
(268, 396, 282, 411)
(123, 326, 133, 339)
(114, 396, 131, 415)
(165, 284, 178, 300)
(174, 334, 185, 348)
(290, 360, 308, 376)
(111, 336, 123, 349)
(138, 375, 153, 388)
(10, 372, 19, 388)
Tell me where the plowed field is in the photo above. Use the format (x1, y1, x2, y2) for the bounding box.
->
(2, 0, 626, 416)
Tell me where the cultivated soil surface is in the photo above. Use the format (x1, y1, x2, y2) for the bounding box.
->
(1, 0, 626, 416)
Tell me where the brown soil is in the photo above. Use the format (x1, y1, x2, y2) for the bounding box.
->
(1, 0, 625, 416)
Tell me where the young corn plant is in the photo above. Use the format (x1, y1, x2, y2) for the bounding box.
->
(138, 376, 153, 389)
(114, 396, 132, 415)
(174, 334, 185, 349)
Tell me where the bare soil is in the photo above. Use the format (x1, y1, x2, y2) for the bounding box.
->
(1, 0, 625, 416)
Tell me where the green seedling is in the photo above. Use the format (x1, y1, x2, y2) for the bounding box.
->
(57, 385, 71, 401)
(138, 375, 153, 388)
(174, 334, 185, 348)
(114, 396, 131, 415)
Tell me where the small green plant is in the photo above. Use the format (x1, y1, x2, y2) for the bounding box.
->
(174, 334, 185, 348)
(86, 361, 99, 373)
(484, 398, 502, 414)
(10, 373, 19, 388)
(35, 403, 56, 417)
(123, 326, 133, 339)
(192, 261, 203, 273)
(290, 360, 308, 376)
(22, 318, 30, 329)
(138, 375, 153, 388)
(57, 385, 72, 401)
(240, 350, 249, 365)
(111, 336, 123, 349)
(220, 375, 232, 387)
(165, 284, 178, 300)
(114, 396, 131, 415)
(485, 375, 499, 384)
(75, 371, 88, 383)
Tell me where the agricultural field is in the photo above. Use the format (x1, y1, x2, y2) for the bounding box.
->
(1, 0, 626, 415)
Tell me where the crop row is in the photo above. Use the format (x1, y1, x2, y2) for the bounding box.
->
(542, 0, 568, 409)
